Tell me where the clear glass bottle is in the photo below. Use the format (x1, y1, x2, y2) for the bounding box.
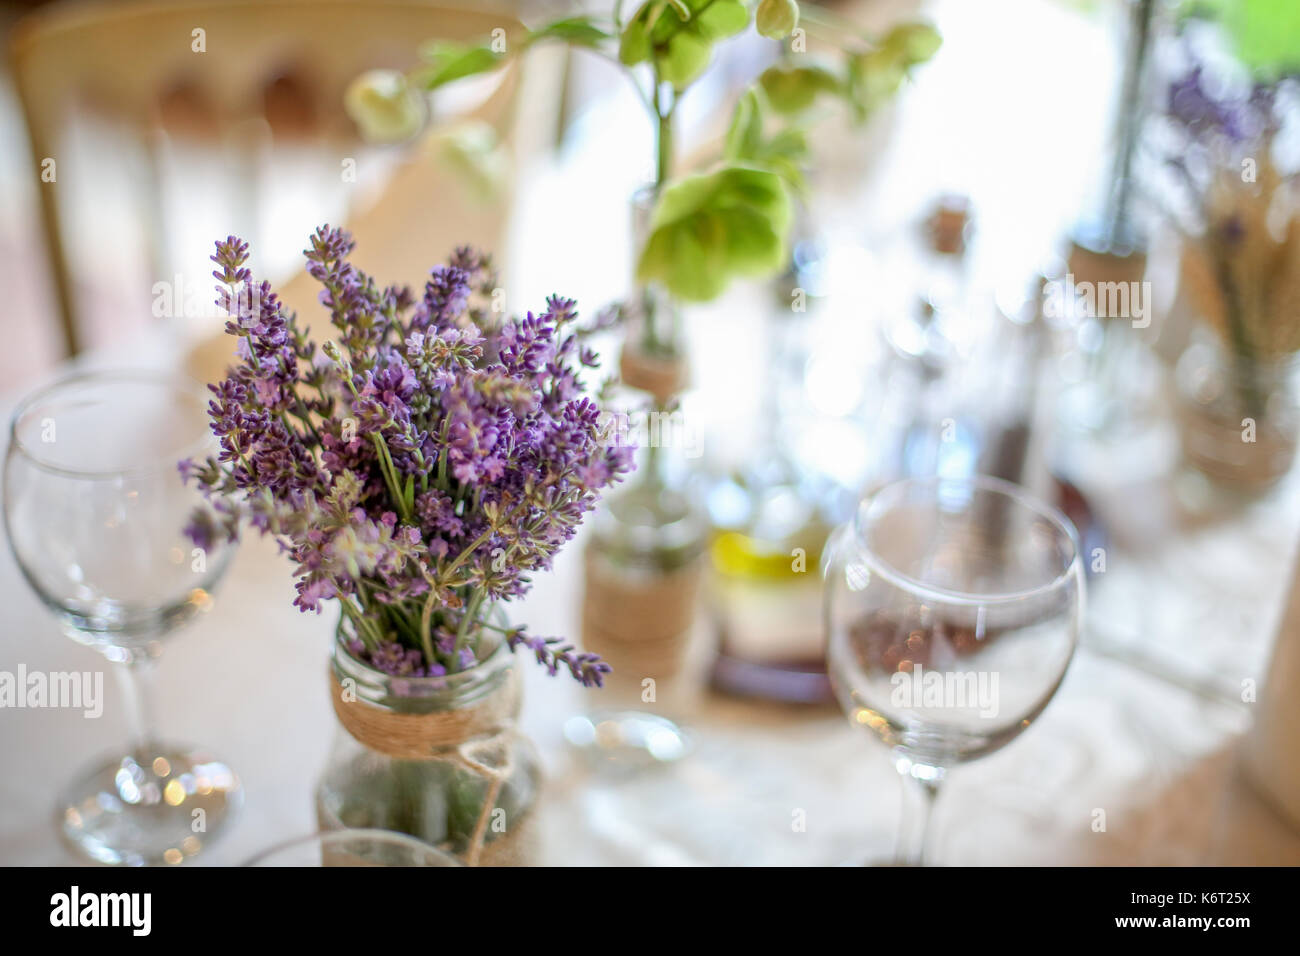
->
(572, 189, 709, 761)
(706, 236, 837, 703)
(877, 195, 981, 484)
(316, 612, 540, 866)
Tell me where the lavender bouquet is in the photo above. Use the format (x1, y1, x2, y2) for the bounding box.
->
(181, 226, 632, 685)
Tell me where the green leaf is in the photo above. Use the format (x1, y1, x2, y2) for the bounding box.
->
(619, 24, 649, 64)
(526, 16, 613, 49)
(618, 2, 657, 65)
(1194, 0, 1300, 75)
(694, 0, 749, 41)
(755, 0, 800, 40)
(724, 90, 763, 161)
(759, 64, 841, 114)
(434, 120, 507, 202)
(417, 41, 503, 89)
(623, 0, 749, 90)
(852, 50, 905, 97)
(344, 69, 426, 143)
(725, 91, 809, 194)
(658, 30, 713, 87)
(751, 127, 810, 194)
(880, 22, 942, 65)
(762, 127, 809, 161)
(842, 22, 939, 123)
(638, 165, 792, 302)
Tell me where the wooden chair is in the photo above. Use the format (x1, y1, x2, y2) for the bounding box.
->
(9, 0, 533, 358)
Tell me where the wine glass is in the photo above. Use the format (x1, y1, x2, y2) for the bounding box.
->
(823, 474, 1084, 865)
(3, 369, 240, 865)
(243, 829, 461, 867)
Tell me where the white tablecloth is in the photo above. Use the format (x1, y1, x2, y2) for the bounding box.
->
(1, 329, 1297, 866)
(0, 531, 1295, 866)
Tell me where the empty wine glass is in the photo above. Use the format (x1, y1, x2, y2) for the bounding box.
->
(823, 475, 1083, 865)
(3, 369, 240, 865)
(243, 829, 461, 867)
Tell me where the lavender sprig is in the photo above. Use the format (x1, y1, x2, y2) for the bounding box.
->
(183, 226, 633, 685)
(505, 629, 614, 689)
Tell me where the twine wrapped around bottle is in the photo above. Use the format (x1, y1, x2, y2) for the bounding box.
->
(1066, 239, 1148, 323)
(1175, 345, 1300, 490)
(581, 550, 702, 682)
(328, 666, 530, 866)
(619, 344, 688, 407)
(1176, 404, 1298, 489)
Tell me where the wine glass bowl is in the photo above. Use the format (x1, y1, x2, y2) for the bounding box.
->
(4, 371, 233, 656)
(3, 370, 241, 865)
(824, 475, 1084, 863)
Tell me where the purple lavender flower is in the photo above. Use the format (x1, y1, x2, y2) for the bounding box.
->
(1165, 64, 1288, 149)
(413, 265, 473, 333)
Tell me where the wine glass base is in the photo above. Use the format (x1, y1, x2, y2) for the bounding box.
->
(563, 712, 692, 771)
(57, 745, 242, 865)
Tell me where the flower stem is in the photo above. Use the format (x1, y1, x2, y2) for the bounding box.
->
(418, 590, 439, 665)
(371, 434, 412, 523)
(439, 501, 525, 587)
(1213, 247, 1265, 417)
(655, 83, 673, 190)
(455, 589, 486, 659)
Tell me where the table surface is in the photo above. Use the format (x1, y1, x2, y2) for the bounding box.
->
(3, 0, 1300, 866)
(1, 426, 1297, 865)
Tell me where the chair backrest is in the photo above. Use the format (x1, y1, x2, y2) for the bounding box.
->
(10, 0, 527, 357)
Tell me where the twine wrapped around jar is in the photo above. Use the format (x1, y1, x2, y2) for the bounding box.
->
(327, 664, 531, 866)
(581, 549, 702, 682)
(619, 344, 688, 407)
(330, 668, 519, 759)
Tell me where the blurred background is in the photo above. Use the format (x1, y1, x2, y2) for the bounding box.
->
(2, 0, 1299, 865)
(0, 0, 1130, 383)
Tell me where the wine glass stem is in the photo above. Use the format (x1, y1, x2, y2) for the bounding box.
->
(897, 770, 943, 866)
(114, 658, 158, 758)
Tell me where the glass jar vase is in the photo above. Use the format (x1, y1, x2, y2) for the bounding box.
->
(1174, 337, 1300, 493)
(315, 615, 541, 866)
(582, 187, 711, 688)
(570, 188, 710, 763)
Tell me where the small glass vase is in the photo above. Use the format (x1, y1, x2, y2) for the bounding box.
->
(315, 613, 541, 867)
(578, 394, 710, 760)
(570, 188, 709, 764)
(1174, 336, 1300, 493)
(706, 249, 837, 703)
